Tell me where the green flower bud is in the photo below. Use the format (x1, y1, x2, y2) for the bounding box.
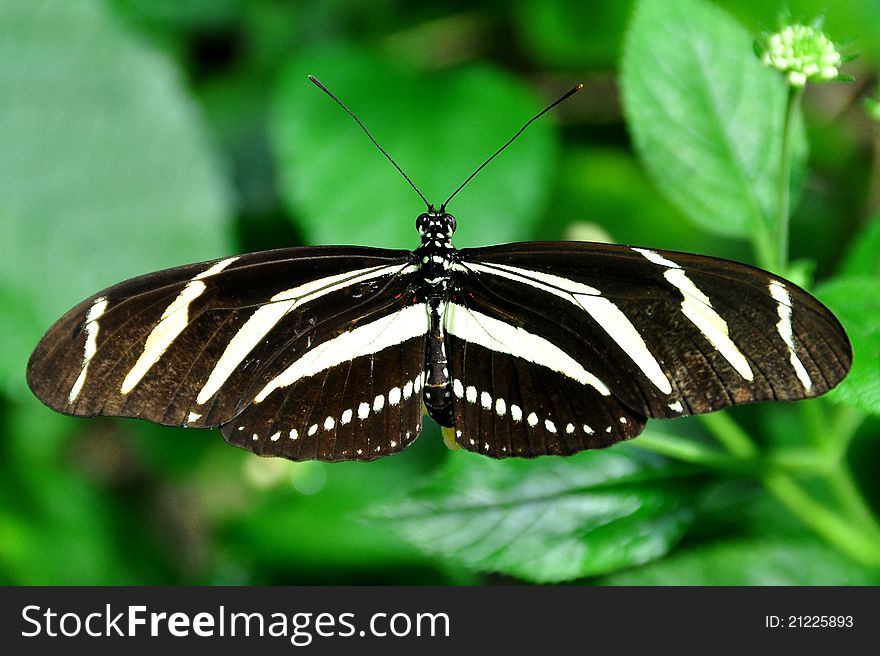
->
(759, 24, 843, 87)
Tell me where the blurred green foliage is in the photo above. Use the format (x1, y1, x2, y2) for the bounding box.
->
(1, 0, 878, 585)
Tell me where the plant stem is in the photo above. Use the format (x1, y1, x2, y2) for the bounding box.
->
(764, 473, 880, 566)
(775, 85, 803, 274)
(766, 447, 833, 474)
(799, 398, 829, 449)
(633, 432, 750, 472)
(826, 465, 880, 541)
(831, 405, 867, 452)
(699, 412, 758, 459)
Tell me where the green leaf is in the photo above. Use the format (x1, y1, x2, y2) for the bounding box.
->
(269, 45, 556, 249)
(600, 536, 880, 585)
(815, 277, 880, 415)
(373, 445, 703, 583)
(839, 219, 880, 278)
(547, 147, 752, 263)
(0, 0, 233, 394)
(621, 0, 805, 239)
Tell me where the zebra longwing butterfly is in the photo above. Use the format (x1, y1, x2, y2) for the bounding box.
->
(26, 79, 852, 462)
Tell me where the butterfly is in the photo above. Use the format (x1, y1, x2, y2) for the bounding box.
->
(26, 78, 852, 461)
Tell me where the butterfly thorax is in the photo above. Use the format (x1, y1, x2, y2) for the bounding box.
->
(414, 210, 457, 427)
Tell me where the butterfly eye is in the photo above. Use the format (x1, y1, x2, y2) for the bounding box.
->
(445, 214, 457, 235)
(415, 213, 430, 234)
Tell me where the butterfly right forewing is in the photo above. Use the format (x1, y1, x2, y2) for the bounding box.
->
(26, 246, 422, 441)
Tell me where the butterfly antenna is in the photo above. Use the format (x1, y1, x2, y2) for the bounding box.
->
(441, 83, 583, 211)
(308, 75, 432, 211)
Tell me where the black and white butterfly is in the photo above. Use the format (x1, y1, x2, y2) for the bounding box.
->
(26, 79, 852, 461)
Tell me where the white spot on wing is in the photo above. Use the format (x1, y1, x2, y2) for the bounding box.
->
(664, 269, 753, 381)
(388, 386, 402, 406)
(197, 263, 414, 405)
(402, 380, 414, 399)
(545, 419, 556, 433)
(462, 262, 600, 295)
(373, 394, 385, 412)
(632, 248, 681, 269)
(270, 431, 280, 441)
(769, 281, 813, 391)
(575, 295, 672, 394)
(445, 303, 609, 395)
(254, 303, 428, 403)
(323, 416, 335, 430)
(463, 262, 671, 394)
(289, 429, 298, 440)
(566, 423, 575, 434)
(121, 258, 240, 396)
(121, 281, 208, 394)
(668, 400, 684, 413)
(511, 405, 523, 422)
(68, 297, 109, 405)
(358, 402, 370, 419)
(453, 379, 464, 398)
(193, 256, 240, 280)
(186, 411, 202, 424)
(495, 398, 506, 416)
(308, 423, 318, 436)
(527, 412, 538, 427)
(465, 386, 478, 403)
(341, 409, 353, 425)
(480, 391, 492, 409)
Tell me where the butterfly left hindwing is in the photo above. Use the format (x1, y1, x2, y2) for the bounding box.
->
(222, 318, 426, 462)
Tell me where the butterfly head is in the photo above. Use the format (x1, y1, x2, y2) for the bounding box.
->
(416, 209, 457, 242)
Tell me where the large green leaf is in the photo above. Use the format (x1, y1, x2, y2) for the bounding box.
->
(270, 45, 557, 249)
(815, 277, 880, 415)
(373, 445, 703, 583)
(0, 0, 232, 394)
(546, 146, 751, 263)
(601, 536, 880, 585)
(621, 0, 804, 239)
